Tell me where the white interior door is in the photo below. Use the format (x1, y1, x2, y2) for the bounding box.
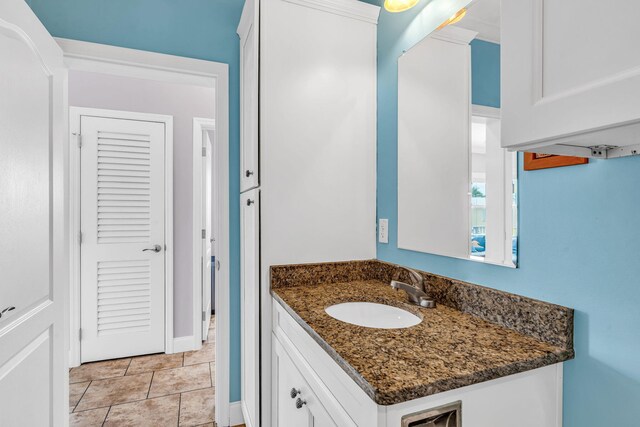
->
(202, 132, 213, 336)
(241, 189, 260, 427)
(79, 112, 167, 363)
(0, 2, 66, 425)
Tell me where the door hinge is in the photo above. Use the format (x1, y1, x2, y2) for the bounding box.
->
(76, 133, 83, 148)
(202, 311, 207, 322)
(202, 229, 206, 239)
(202, 147, 207, 157)
(79, 328, 82, 340)
(78, 231, 83, 245)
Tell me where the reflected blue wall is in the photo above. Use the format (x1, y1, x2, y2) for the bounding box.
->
(471, 39, 500, 108)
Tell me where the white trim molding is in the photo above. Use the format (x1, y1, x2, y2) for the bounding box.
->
(173, 336, 196, 353)
(69, 107, 174, 365)
(282, 0, 380, 24)
(60, 40, 232, 426)
(56, 38, 220, 88)
(472, 104, 501, 119)
(229, 401, 246, 427)
(430, 25, 478, 45)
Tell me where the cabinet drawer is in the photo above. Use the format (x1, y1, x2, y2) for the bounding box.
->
(272, 299, 380, 426)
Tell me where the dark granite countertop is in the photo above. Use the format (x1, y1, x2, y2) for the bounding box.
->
(271, 261, 574, 406)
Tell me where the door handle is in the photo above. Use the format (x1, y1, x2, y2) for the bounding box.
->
(143, 244, 162, 253)
(0, 306, 15, 319)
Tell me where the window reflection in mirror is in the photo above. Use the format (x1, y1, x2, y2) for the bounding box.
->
(397, 0, 518, 267)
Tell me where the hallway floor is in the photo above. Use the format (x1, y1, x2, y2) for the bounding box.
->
(69, 316, 216, 427)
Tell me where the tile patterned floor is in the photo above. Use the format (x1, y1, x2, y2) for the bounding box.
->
(70, 316, 216, 427)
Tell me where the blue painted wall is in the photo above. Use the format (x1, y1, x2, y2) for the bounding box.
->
(26, 0, 245, 402)
(470, 39, 500, 108)
(375, 3, 640, 426)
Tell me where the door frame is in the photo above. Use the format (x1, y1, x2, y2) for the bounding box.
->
(60, 38, 232, 425)
(192, 116, 232, 426)
(192, 116, 218, 349)
(70, 106, 174, 365)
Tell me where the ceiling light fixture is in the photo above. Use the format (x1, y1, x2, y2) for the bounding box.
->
(384, 0, 420, 13)
(436, 7, 467, 30)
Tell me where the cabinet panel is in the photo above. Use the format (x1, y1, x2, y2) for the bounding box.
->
(502, 0, 640, 152)
(239, 0, 259, 192)
(273, 334, 337, 427)
(241, 189, 260, 427)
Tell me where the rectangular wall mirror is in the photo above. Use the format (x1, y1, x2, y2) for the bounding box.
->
(397, 0, 518, 267)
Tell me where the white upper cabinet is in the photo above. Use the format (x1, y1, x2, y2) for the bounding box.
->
(238, 0, 259, 192)
(502, 0, 640, 158)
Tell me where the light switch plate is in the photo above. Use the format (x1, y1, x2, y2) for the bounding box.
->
(378, 218, 388, 243)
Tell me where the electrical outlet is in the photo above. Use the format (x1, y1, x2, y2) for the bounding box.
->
(378, 218, 388, 243)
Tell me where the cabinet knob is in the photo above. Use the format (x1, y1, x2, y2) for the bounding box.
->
(245, 170, 254, 177)
(295, 397, 307, 409)
(290, 388, 300, 399)
(246, 199, 254, 206)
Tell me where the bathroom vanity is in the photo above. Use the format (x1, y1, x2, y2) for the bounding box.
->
(270, 261, 574, 426)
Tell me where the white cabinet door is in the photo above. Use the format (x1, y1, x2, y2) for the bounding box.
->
(238, 0, 259, 192)
(0, 1, 66, 425)
(79, 113, 167, 363)
(272, 336, 337, 427)
(241, 189, 260, 427)
(397, 28, 473, 260)
(502, 0, 640, 151)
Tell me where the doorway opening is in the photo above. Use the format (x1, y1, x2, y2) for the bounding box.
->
(192, 117, 218, 349)
(62, 38, 232, 426)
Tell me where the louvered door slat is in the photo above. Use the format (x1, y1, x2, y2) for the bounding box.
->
(80, 114, 166, 362)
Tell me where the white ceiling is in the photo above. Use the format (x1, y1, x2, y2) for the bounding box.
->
(452, 0, 501, 44)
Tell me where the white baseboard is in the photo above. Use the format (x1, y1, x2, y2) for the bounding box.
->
(229, 401, 245, 426)
(173, 336, 196, 353)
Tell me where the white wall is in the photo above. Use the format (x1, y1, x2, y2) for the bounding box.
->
(69, 70, 215, 338)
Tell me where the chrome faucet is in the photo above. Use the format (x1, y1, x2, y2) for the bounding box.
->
(390, 267, 436, 308)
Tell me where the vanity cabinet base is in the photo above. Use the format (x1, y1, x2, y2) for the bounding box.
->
(272, 298, 564, 427)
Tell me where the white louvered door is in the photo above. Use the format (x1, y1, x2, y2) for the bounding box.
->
(80, 114, 166, 363)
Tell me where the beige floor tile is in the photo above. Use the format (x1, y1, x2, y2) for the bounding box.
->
(69, 358, 131, 383)
(179, 387, 215, 426)
(148, 363, 211, 398)
(104, 394, 180, 427)
(69, 381, 90, 412)
(75, 372, 153, 411)
(184, 342, 215, 366)
(69, 407, 109, 427)
(207, 327, 215, 342)
(127, 352, 184, 375)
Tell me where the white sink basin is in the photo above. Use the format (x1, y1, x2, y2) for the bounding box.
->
(325, 302, 421, 329)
